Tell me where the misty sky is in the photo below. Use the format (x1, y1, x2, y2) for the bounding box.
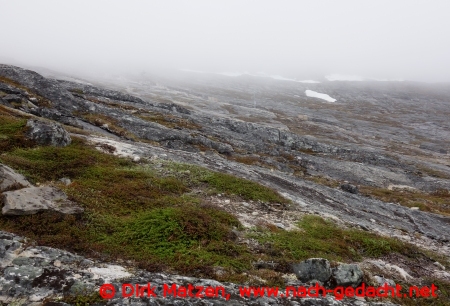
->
(1, 0, 449, 82)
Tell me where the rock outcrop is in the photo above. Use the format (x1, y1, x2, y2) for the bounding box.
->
(0, 231, 394, 305)
(292, 258, 332, 283)
(331, 264, 364, 287)
(25, 118, 71, 147)
(1, 163, 81, 216)
(292, 259, 364, 288)
(0, 164, 31, 192)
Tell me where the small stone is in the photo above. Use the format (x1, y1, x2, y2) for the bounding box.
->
(54, 260, 62, 267)
(340, 183, 359, 194)
(434, 261, 446, 271)
(59, 177, 71, 186)
(374, 275, 396, 287)
(410, 207, 420, 210)
(274, 223, 285, 229)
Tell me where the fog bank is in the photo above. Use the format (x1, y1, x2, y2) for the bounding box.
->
(1, 0, 449, 82)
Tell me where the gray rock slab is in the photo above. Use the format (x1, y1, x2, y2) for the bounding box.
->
(2, 186, 83, 215)
(0, 164, 31, 192)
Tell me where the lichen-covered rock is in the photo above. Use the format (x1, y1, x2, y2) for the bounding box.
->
(0, 231, 396, 305)
(25, 118, 71, 147)
(0, 164, 31, 192)
(2, 186, 83, 215)
(292, 258, 332, 283)
(332, 264, 363, 287)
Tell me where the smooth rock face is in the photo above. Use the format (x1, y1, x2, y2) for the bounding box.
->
(292, 258, 332, 283)
(2, 186, 83, 215)
(25, 118, 71, 147)
(332, 264, 364, 287)
(0, 164, 31, 192)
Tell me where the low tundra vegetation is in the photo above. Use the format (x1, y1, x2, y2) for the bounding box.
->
(0, 113, 448, 294)
(360, 186, 450, 216)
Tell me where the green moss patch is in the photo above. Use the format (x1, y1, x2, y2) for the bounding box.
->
(0, 133, 276, 277)
(0, 115, 32, 152)
(250, 215, 418, 263)
(166, 162, 289, 204)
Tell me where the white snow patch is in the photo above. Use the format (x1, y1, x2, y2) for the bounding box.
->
(305, 90, 336, 102)
(87, 265, 132, 282)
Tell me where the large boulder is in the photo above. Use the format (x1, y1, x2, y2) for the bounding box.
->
(2, 186, 83, 215)
(332, 263, 364, 287)
(292, 258, 332, 283)
(0, 164, 31, 192)
(25, 119, 71, 147)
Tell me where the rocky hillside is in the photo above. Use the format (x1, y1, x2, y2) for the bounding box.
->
(0, 64, 449, 305)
